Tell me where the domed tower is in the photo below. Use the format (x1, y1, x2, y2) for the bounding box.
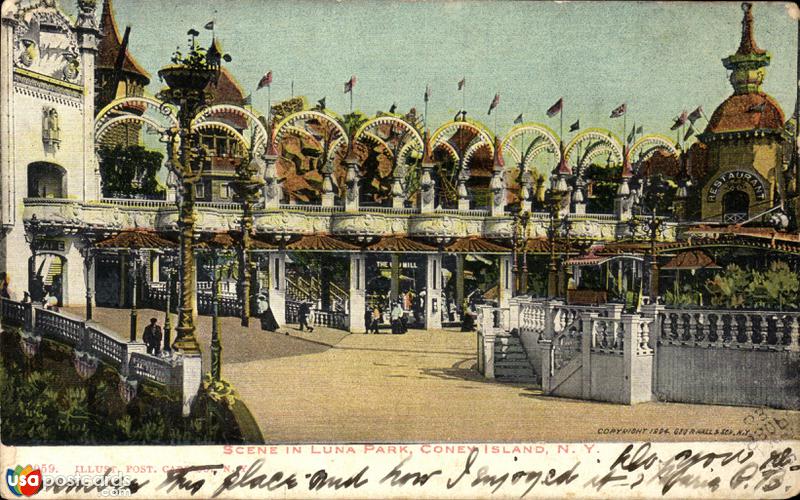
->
(697, 2, 789, 224)
(95, 0, 151, 146)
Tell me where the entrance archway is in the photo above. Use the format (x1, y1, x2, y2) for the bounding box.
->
(722, 189, 749, 223)
(28, 162, 67, 198)
(29, 252, 66, 305)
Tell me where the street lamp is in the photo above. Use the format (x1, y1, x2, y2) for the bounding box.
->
(157, 30, 231, 354)
(544, 189, 564, 298)
(628, 174, 669, 303)
(231, 152, 266, 328)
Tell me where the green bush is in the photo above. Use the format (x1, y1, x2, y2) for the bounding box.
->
(705, 262, 798, 310)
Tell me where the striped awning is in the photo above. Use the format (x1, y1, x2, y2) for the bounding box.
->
(94, 230, 177, 250)
(661, 249, 720, 270)
(366, 236, 436, 253)
(195, 233, 237, 250)
(285, 234, 359, 252)
(445, 237, 509, 254)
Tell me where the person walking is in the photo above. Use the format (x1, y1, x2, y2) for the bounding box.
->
(142, 318, 162, 356)
(370, 306, 381, 334)
(257, 292, 279, 332)
(298, 301, 313, 332)
(391, 301, 403, 334)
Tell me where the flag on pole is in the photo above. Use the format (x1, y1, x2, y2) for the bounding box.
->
(458, 78, 465, 90)
(424, 84, 431, 103)
(344, 75, 357, 93)
(317, 97, 326, 110)
(610, 103, 626, 118)
(687, 106, 703, 124)
(514, 113, 523, 125)
(546, 98, 563, 117)
(257, 71, 272, 90)
(569, 120, 580, 132)
(204, 21, 215, 30)
(389, 103, 397, 114)
(670, 110, 688, 130)
(635, 125, 644, 135)
(242, 94, 252, 106)
(626, 124, 636, 145)
(684, 126, 695, 141)
(487, 93, 500, 115)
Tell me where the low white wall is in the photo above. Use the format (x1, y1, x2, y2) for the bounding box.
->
(655, 345, 800, 410)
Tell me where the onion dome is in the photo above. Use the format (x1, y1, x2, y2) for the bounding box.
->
(97, 0, 150, 84)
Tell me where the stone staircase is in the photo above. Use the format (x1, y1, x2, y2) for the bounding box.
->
(493, 334, 538, 384)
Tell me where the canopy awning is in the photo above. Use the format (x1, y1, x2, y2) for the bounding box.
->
(94, 230, 177, 250)
(445, 237, 509, 254)
(250, 237, 278, 251)
(285, 234, 359, 252)
(565, 254, 644, 266)
(661, 249, 720, 270)
(195, 233, 237, 250)
(366, 236, 436, 253)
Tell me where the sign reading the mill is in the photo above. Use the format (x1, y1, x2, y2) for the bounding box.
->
(706, 170, 767, 202)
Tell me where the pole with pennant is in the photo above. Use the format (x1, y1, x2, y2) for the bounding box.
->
(459, 77, 466, 116)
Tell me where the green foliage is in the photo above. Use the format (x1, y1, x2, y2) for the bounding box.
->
(705, 262, 798, 310)
(98, 145, 165, 199)
(664, 288, 699, 307)
(0, 332, 244, 445)
(745, 261, 799, 311)
(706, 264, 748, 308)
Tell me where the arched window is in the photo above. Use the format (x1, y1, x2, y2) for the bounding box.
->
(722, 189, 749, 224)
(27, 162, 67, 198)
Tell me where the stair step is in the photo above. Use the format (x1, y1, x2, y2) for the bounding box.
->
(495, 375, 538, 383)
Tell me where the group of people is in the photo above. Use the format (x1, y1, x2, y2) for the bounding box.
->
(364, 300, 408, 334)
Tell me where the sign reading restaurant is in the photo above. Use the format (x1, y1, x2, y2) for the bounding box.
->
(706, 170, 766, 202)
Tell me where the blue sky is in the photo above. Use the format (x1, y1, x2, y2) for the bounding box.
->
(83, 0, 798, 140)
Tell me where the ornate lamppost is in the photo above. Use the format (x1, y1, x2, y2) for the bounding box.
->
(128, 249, 146, 343)
(544, 190, 564, 298)
(160, 253, 177, 354)
(157, 31, 231, 353)
(628, 174, 669, 303)
(24, 214, 42, 302)
(231, 151, 266, 328)
(511, 206, 531, 295)
(79, 234, 95, 320)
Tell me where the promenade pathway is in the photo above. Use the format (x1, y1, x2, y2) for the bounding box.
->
(70, 306, 800, 443)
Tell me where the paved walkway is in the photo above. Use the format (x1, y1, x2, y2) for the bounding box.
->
(71, 307, 800, 443)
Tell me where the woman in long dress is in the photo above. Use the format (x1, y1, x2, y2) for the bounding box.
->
(257, 292, 279, 332)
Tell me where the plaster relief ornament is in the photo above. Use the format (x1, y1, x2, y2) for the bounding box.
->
(13, 2, 80, 81)
(42, 107, 60, 153)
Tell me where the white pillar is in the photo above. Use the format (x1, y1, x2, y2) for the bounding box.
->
(76, 3, 100, 202)
(64, 238, 87, 307)
(498, 254, 513, 310)
(390, 254, 400, 302)
(268, 252, 286, 327)
(348, 253, 366, 333)
(424, 253, 443, 330)
(0, 12, 16, 226)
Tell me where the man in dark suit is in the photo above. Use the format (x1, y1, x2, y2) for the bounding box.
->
(143, 318, 162, 355)
(298, 302, 313, 332)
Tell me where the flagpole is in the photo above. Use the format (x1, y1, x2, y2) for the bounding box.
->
(462, 77, 466, 114)
(350, 89, 353, 114)
(291, 80, 294, 99)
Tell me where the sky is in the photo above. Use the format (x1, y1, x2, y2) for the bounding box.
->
(73, 0, 799, 141)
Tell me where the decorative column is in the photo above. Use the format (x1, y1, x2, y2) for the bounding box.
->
(118, 251, 128, 307)
(391, 175, 406, 209)
(423, 253, 443, 330)
(321, 160, 336, 207)
(209, 252, 223, 381)
(519, 171, 533, 213)
(490, 137, 506, 217)
(344, 155, 360, 212)
(263, 141, 282, 209)
(268, 251, 286, 327)
(128, 251, 143, 343)
(80, 242, 94, 320)
(455, 254, 465, 312)
(457, 169, 470, 211)
(76, 0, 100, 201)
(390, 254, 400, 302)
(419, 130, 436, 213)
(498, 254, 513, 311)
(349, 253, 367, 333)
(0, 9, 17, 227)
(572, 178, 586, 215)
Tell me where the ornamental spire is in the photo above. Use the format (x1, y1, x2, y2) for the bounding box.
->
(736, 2, 766, 56)
(722, 2, 770, 95)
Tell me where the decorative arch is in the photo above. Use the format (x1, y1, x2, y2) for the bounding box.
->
(564, 128, 624, 171)
(628, 134, 678, 165)
(273, 109, 349, 161)
(27, 162, 67, 198)
(354, 115, 423, 174)
(499, 123, 561, 172)
(191, 121, 249, 152)
(191, 103, 270, 154)
(429, 119, 494, 165)
(95, 96, 178, 137)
